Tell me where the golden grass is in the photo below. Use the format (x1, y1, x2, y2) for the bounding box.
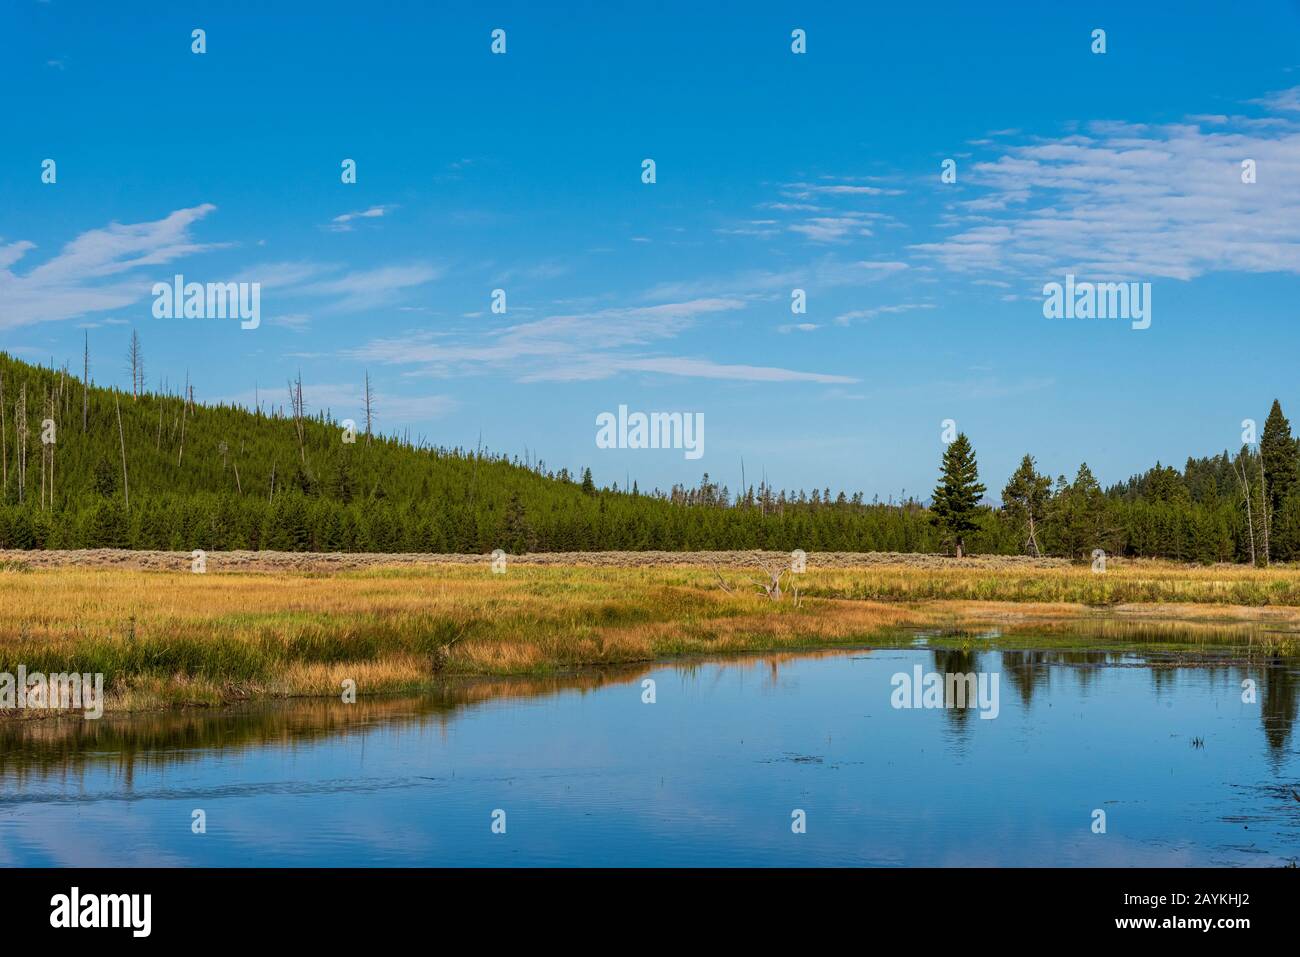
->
(2, 556, 1299, 714)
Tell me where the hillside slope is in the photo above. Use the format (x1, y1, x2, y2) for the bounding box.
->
(0, 352, 949, 553)
(0, 353, 1284, 561)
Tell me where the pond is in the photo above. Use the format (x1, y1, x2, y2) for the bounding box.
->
(1, 644, 1298, 866)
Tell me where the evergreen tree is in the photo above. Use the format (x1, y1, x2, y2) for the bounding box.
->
(92, 458, 118, 498)
(0, 348, 1290, 564)
(1261, 399, 1297, 515)
(1001, 454, 1051, 556)
(1051, 463, 1109, 560)
(931, 434, 986, 558)
(501, 491, 537, 553)
(328, 459, 355, 504)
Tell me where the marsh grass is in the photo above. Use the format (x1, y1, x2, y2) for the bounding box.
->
(2, 558, 1298, 714)
(800, 560, 1300, 606)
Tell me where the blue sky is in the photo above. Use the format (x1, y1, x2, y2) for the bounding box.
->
(4, 1, 1300, 500)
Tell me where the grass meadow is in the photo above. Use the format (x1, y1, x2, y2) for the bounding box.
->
(3, 552, 1299, 713)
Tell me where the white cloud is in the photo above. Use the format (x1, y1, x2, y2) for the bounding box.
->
(912, 90, 1300, 281)
(788, 214, 879, 243)
(832, 302, 936, 326)
(1251, 87, 1300, 112)
(782, 181, 903, 199)
(0, 205, 226, 331)
(0, 205, 442, 332)
(349, 296, 855, 384)
(324, 205, 397, 233)
(609, 356, 854, 383)
(304, 263, 443, 312)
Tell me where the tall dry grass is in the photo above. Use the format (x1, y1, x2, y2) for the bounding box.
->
(1, 558, 1298, 713)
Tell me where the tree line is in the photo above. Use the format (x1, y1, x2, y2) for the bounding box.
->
(0, 347, 1293, 563)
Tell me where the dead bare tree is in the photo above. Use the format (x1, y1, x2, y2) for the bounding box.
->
(715, 557, 801, 606)
(288, 373, 306, 464)
(0, 369, 7, 500)
(47, 387, 56, 509)
(750, 559, 787, 601)
(82, 331, 89, 431)
(40, 387, 53, 510)
(115, 392, 129, 510)
(126, 330, 144, 400)
(1236, 454, 1257, 566)
(177, 379, 192, 467)
(363, 370, 375, 445)
(1258, 454, 1271, 567)
(15, 383, 28, 505)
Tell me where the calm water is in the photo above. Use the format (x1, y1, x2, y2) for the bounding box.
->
(1, 645, 1298, 866)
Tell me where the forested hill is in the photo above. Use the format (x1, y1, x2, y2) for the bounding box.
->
(0, 351, 1288, 563)
(0, 351, 940, 554)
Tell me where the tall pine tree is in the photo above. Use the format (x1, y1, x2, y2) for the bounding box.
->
(1001, 453, 1051, 556)
(1261, 399, 1297, 516)
(931, 433, 985, 558)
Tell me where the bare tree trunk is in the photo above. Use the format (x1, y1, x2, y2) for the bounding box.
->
(1258, 456, 1270, 567)
(83, 331, 89, 431)
(44, 389, 54, 511)
(115, 393, 129, 510)
(39, 389, 49, 510)
(15, 383, 27, 505)
(1237, 458, 1256, 566)
(177, 383, 191, 467)
(1, 369, 7, 501)
(126, 330, 144, 400)
(289, 374, 306, 464)
(363, 371, 374, 445)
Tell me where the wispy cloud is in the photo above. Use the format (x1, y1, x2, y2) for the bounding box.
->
(349, 296, 855, 384)
(302, 264, 443, 313)
(0, 205, 443, 332)
(762, 177, 905, 243)
(833, 302, 936, 326)
(788, 213, 881, 243)
(0, 204, 227, 331)
(782, 180, 903, 199)
(642, 259, 907, 302)
(912, 88, 1300, 281)
(323, 204, 397, 233)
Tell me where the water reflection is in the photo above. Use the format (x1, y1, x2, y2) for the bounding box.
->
(2, 647, 1299, 778)
(1, 639, 1298, 866)
(1262, 660, 1298, 757)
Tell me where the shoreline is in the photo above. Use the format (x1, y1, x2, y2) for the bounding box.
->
(2, 554, 1299, 717)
